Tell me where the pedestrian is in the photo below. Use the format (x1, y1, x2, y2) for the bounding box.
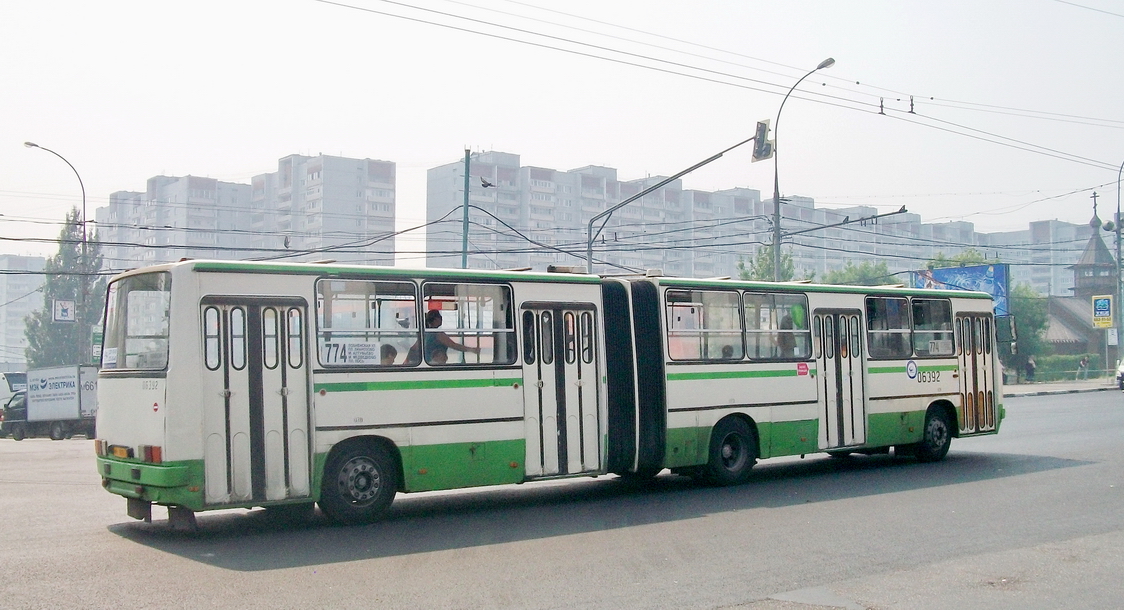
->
(1077, 355, 1089, 380)
(1025, 356, 1036, 382)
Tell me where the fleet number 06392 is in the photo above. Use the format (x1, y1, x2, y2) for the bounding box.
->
(917, 370, 940, 383)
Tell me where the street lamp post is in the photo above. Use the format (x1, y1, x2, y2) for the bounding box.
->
(772, 57, 835, 281)
(25, 142, 89, 363)
(1117, 159, 1123, 366)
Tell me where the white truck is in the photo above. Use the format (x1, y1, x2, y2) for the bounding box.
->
(0, 366, 97, 440)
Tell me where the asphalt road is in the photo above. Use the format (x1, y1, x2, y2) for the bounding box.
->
(1, 391, 1122, 609)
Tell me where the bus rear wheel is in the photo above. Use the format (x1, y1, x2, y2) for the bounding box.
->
(319, 442, 398, 525)
(704, 417, 757, 486)
(915, 408, 952, 463)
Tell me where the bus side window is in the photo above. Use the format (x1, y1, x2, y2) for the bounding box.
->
(203, 306, 221, 371)
(422, 282, 517, 366)
(866, 297, 911, 359)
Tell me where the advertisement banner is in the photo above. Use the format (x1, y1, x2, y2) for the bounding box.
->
(910, 264, 1010, 315)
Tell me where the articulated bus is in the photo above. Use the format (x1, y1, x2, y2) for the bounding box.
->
(94, 260, 1005, 526)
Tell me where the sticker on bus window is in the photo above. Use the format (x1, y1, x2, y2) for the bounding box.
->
(321, 341, 382, 364)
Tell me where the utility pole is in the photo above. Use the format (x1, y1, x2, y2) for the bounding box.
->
(461, 149, 470, 269)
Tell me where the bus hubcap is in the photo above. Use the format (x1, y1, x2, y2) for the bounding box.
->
(339, 457, 380, 504)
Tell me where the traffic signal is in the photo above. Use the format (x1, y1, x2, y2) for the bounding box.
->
(752, 120, 774, 162)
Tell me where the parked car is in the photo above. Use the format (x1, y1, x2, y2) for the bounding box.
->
(1116, 360, 1124, 390)
(0, 391, 27, 440)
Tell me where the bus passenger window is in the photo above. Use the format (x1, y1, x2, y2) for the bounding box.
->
(317, 279, 417, 367)
(667, 289, 742, 361)
(866, 297, 911, 359)
(912, 299, 953, 357)
(422, 282, 517, 366)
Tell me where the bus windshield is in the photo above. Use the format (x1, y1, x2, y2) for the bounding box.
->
(102, 272, 172, 370)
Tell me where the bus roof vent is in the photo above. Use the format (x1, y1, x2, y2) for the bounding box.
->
(645, 268, 664, 277)
(311, 259, 337, 264)
(504, 267, 533, 272)
(546, 265, 584, 274)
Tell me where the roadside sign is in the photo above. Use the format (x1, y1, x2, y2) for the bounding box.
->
(1092, 295, 1113, 328)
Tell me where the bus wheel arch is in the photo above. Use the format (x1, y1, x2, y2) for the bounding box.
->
(703, 414, 759, 486)
(916, 402, 955, 463)
(318, 436, 402, 525)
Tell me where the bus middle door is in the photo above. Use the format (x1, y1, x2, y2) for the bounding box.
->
(814, 309, 867, 449)
(957, 314, 996, 433)
(200, 298, 311, 506)
(520, 304, 602, 477)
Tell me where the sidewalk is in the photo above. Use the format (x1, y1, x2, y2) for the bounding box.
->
(1004, 377, 1118, 397)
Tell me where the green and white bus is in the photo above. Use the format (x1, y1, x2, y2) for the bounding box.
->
(94, 260, 1005, 526)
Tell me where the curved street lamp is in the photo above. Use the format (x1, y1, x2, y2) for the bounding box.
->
(25, 141, 90, 363)
(772, 57, 835, 281)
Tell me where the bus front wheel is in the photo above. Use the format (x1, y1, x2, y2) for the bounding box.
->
(704, 418, 757, 486)
(915, 408, 952, 463)
(319, 442, 398, 525)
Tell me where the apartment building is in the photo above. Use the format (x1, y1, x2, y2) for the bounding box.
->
(0, 254, 46, 372)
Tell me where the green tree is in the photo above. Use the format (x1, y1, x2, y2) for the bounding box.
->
(737, 245, 812, 282)
(1000, 283, 1049, 378)
(820, 260, 893, 286)
(927, 248, 991, 269)
(25, 208, 106, 368)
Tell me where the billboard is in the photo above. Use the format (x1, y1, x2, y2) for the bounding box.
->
(910, 264, 1010, 316)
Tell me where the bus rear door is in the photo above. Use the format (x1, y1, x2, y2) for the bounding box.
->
(957, 314, 996, 433)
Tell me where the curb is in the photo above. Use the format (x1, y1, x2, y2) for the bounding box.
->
(1004, 385, 1117, 398)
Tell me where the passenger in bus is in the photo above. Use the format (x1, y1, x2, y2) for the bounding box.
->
(380, 344, 398, 366)
(776, 314, 796, 358)
(417, 310, 481, 365)
(721, 345, 735, 359)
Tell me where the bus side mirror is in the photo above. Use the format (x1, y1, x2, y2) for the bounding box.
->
(996, 315, 1017, 354)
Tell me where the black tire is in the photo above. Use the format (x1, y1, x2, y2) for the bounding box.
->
(11, 424, 26, 441)
(826, 450, 853, 459)
(49, 421, 65, 441)
(319, 442, 398, 525)
(704, 418, 757, 486)
(916, 408, 953, 463)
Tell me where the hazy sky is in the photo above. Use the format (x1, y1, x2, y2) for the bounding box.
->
(4, 0, 1122, 266)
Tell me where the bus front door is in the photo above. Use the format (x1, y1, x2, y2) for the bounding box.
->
(200, 298, 311, 506)
(957, 315, 996, 433)
(521, 306, 602, 477)
(814, 310, 867, 449)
